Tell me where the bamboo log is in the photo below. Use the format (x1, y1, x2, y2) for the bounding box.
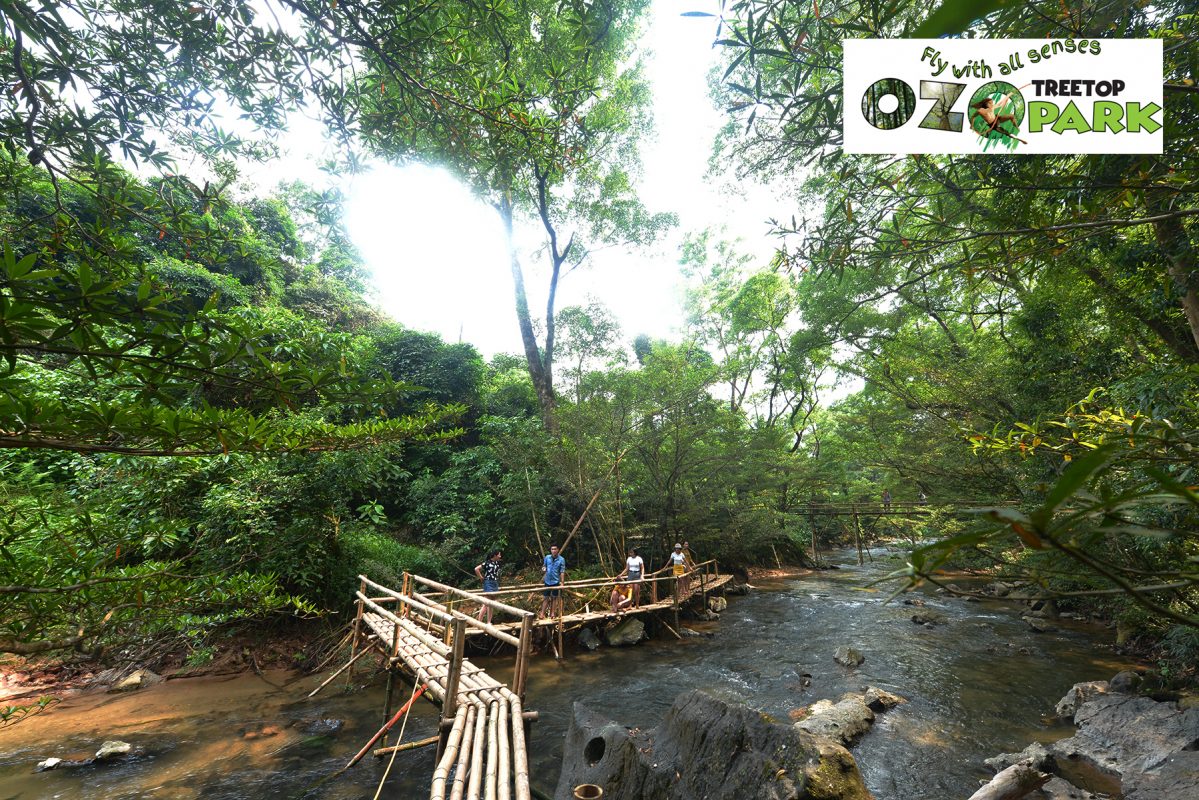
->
(410, 589, 522, 647)
(348, 578, 366, 679)
(466, 696, 488, 800)
(431, 704, 470, 800)
(485, 699, 500, 800)
(372, 734, 440, 757)
(497, 696, 511, 800)
(509, 695, 532, 800)
(344, 683, 428, 769)
(408, 574, 530, 620)
(966, 763, 1051, 800)
(449, 702, 479, 800)
(444, 617, 467, 722)
(306, 639, 376, 698)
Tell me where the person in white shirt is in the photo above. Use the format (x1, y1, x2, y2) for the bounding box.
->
(663, 542, 689, 599)
(615, 547, 646, 608)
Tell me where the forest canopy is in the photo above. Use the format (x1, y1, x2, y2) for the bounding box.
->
(0, 0, 1195, 675)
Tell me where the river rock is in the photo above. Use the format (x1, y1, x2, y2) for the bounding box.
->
(725, 582, 750, 596)
(708, 596, 728, 613)
(902, 597, 925, 606)
(910, 610, 947, 626)
(301, 718, 343, 736)
(1039, 776, 1100, 799)
(834, 646, 865, 667)
(605, 617, 645, 647)
(1022, 616, 1056, 633)
(1048, 692, 1199, 799)
(35, 757, 64, 772)
(1109, 670, 1142, 694)
(578, 628, 601, 651)
(1055, 681, 1109, 721)
(796, 694, 875, 747)
(553, 691, 871, 800)
(94, 740, 132, 760)
(984, 741, 1053, 773)
(863, 687, 906, 712)
(109, 669, 163, 693)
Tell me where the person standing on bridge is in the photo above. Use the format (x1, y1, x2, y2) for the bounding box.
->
(665, 543, 689, 600)
(882, 488, 892, 511)
(539, 545, 567, 619)
(474, 549, 502, 623)
(615, 547, 646, 608)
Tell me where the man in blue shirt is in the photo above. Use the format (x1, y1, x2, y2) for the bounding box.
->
(539, 544, 567, 618)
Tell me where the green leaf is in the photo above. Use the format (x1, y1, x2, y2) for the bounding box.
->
(913, 0, 1014, 37)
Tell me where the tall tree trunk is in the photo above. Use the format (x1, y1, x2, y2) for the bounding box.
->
(1153, 211, 1199, 355)
(499, 197, 557, 433)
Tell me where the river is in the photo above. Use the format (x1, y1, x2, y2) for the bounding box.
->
(0, 550, 1134, 799)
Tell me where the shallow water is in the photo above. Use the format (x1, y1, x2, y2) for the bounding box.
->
(0, 550, 1133, 799)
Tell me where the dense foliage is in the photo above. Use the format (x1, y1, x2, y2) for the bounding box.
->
(1, 0, 1196, 681)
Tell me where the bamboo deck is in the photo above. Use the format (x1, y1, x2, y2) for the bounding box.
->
(343, 563, 735, 800)
(463, 572, 734, 636)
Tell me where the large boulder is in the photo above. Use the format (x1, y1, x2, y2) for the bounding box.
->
(1051, 693, 1199, 799)
(554, 691, 872, 800)
(605, 618, 646, 647)
(708, 596, 728, 613)
(578, 628, 601, 651)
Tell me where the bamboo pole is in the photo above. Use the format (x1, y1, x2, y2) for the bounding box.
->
(373, 734, 439, 757)
(514, 615, 532, 699)
(853, 504, 864, 565)
(306, 641, 375, 698)
(497, 696, 511, 800)
(448, 703, 477, 800)
(485, 698, 500, 800)
(509, 695, 532, 800)
(343, 683, 428, 770)
(405, 574, 529, 621)
(466, 696, 488, 800)
(409, 589, 522, 647)
(348, 577, 366, 680)
(431, 705, 469, 800)
(443, 617, 467, 723)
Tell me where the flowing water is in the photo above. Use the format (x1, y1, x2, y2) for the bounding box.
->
(0, 550, 1134, 799)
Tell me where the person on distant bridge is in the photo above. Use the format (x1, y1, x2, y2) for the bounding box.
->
(664, 543, 690, 600)
(474, 549, 502, 623)
(539, 545, 567, 619)
(615, 547, 646, 608)
(881, 489, 892, 511)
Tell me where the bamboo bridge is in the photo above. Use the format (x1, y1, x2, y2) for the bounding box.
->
(329, 560, 733, 800)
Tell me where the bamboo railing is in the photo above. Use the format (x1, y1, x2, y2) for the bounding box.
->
(352, 574, 534, 800)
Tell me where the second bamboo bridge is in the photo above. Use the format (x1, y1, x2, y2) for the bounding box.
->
(330, 560, 734, 800)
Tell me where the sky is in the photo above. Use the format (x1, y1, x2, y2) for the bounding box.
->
(242, 0, 785, 359)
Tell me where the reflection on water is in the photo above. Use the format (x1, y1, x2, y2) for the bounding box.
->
(0, 550, 1132, 799)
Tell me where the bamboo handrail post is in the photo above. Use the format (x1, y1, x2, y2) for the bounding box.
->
(513, 614, 531, 698)
(444, 617, 467, 719)
(348, 576, 366, 681)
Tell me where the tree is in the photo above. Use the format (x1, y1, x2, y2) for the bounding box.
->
(354, 0, 675, 431)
